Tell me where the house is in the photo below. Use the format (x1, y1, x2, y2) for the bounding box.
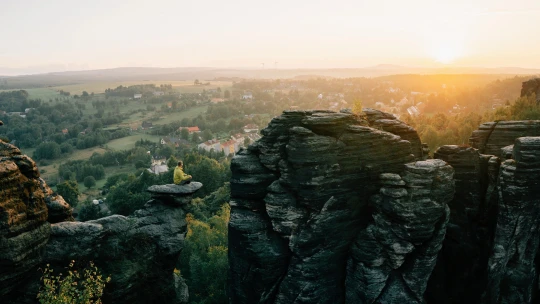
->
(153, 91, 165, 96)
(407, 106, 420, 117)
(221, 140, 237, 156)
(167, 102, 172, 109)
(198, 139, 221, 152)
(134, 94, 142, 99)
(179, 126, 200, 134)
(62, 128, 69, 135)
(148, 163, 168, 175)
(242, 91, 253, 100)
(147, 156, 168, 174)
(142, 121, 153, 129)
(24, 108, 35, 113)
(243, 124, 259, 133)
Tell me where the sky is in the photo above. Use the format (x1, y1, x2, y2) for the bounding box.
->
(1, 0, 540, 73)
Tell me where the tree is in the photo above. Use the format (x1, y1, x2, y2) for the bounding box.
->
(179, 204, 229, 304)
(83, 176, 96, 188)
(224, 90, 230, 99)
(352, 98, 363, 115)
(180, 128, 190, 140)
(78, 200, 105, 221)
(134, 160, 146, 169)
(34, 142, 61, 160)
(191, 132, 201, 143)
(56, 180, 80, 207)
(202, 129, 213, 141)
(194, 79, 200, 86)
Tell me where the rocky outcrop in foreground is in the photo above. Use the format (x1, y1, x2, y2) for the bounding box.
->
(229, 109, 453, 303)
(229, 109, 540, 304)
(0, 139, 197, 303)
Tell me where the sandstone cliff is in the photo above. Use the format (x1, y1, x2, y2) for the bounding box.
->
(229, 109, 452, 303)
(229, 109, 540, 304)
(0, 140, 196, 303)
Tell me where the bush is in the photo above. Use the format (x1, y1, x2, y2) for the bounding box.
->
(37, 260, 110, 304)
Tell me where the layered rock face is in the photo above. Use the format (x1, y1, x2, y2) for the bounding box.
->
(1, 139, 197, 303)
(0, 141, 59, 296)
(230, 109, 540, 304)
(426, 146, 495, 303)
(229, 109, 453, 303)
(483, 137, 540, 304)
(469, 120, 540, 155)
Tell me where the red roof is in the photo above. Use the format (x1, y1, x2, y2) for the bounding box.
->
(179, 126, 200, 133)
(222, 140, 236, 147)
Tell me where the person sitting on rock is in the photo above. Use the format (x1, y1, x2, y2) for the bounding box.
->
(174, 161, 192, 185)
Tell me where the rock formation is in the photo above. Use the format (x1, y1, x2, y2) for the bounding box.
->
(229, 109, 540, 304)
(229, 109, 453, 303)
(483, 137, 540, 304)
(1, 139, 197, 303)
(0, 141, 54, 297)
(469, 121, 540, 155)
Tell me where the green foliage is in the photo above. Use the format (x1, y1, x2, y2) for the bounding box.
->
(37, 261, 110, 304)
(59, 161, 105, 182)
(83, 176, 96, 188)
(187, 185, 230, 220)
(34, 142, 61, 160)
(78, 200, 106, 221)
(179, 204, 229, 304)
(56, 180, 80, 207)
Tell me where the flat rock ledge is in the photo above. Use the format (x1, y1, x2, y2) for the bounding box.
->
(147, 182, 203, 204)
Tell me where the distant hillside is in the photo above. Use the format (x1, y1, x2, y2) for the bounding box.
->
(1, 65, 540, 90)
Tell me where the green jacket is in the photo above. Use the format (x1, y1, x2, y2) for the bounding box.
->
(173, 166, 189, 184)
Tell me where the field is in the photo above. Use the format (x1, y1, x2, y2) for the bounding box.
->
(106, 133, 162, 150)
(28, 146, 108, 183)
(0, 87, 63, 100)
(50, 80, 232, 95)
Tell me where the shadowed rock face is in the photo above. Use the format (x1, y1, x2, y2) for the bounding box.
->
(228, 109, 451, 303)
(1, 139, 196, 304)
(483, 137, 540, 304)
(469, 121, 540, 155)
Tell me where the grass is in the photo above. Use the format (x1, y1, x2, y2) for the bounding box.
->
(51, 81, 232, 95)
(106, 133, 161, 151)
(0, 87, 61, 100)
(36, 146, 108, 183)
(154, 105, 208, 125)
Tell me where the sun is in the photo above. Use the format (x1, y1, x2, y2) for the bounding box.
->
(433, 45, 462, 64)
(427, 25, 466, 65)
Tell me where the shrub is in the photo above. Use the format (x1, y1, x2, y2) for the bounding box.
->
(37, 261, 110, 304)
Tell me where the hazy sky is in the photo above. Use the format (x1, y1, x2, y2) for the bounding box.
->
(1, 0, 540, 72)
